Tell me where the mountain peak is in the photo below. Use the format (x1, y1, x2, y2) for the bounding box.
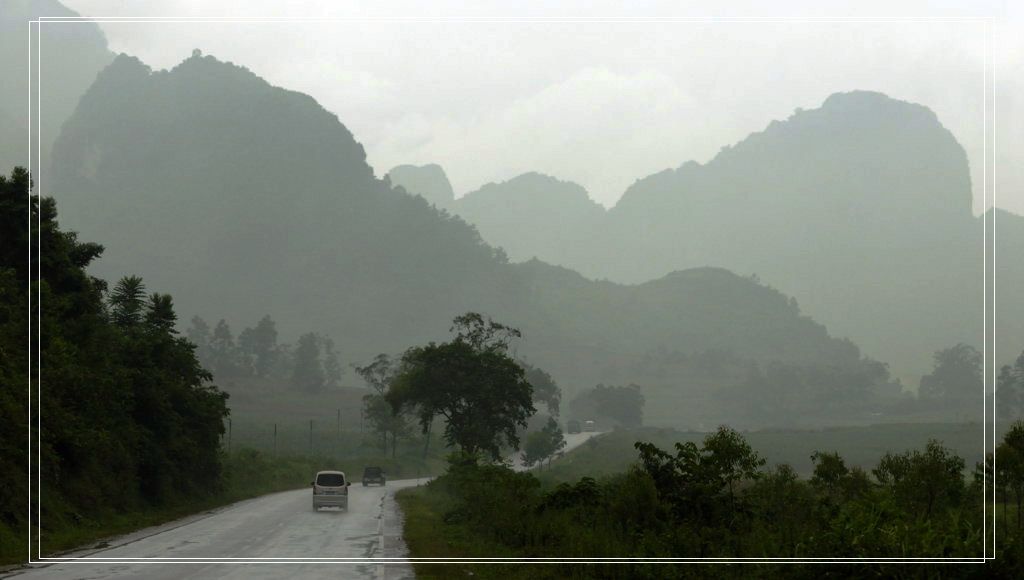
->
(54, 51, 376, 205)
(464, 172, 602, 210)
(821, 90, 933, 114)
(387, 164, 455, 207)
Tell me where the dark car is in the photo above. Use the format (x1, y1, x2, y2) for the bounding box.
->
(362, 466, 386, 486)
(567, 419, 581, 434)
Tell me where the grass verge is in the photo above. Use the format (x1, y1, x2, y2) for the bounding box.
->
(396, 486, 530, 580)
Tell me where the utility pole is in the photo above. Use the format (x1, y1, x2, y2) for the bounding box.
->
(309, 419, 313, 456)
(273, 423, 277, 457)
(227, 418, 232, 453)
(336, 409, 341, 456)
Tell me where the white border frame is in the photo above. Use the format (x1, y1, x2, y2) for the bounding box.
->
(25, 14, 996, 567)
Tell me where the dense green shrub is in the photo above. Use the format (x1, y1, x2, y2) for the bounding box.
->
(406, 427, 1024, 576)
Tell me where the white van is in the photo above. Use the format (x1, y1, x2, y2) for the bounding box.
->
(312, 470, 351, 511)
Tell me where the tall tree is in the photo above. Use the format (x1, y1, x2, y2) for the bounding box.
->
(145, 293, 176, 334)
(355, 354, 410, 456)
(238, 315, 279, 378)
(997, 420, 1024, 529)
(635, 426, 765, 529)
(523, 363, 561, 416)
(292, 332, 325, 392)
(322, 335, 343, 388)
(209, 319, 243, 377)
(186, 315, 213, 368)
(390, 313, 535, 460)
(354, 353, 393, 395)
(109, 275, 146, 327)
(873, 439, 965, 519)
(521, 416, 566, 469)
(997, 351, 1024, 420)
(919, 344, 982, 414)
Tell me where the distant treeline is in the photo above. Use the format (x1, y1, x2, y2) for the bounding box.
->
(0, 168, 228, 555)
(184, 315, 343, 392)
(630, 342, 1024, 428)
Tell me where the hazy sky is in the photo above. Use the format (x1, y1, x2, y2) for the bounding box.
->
(59, 0, 1022, 215)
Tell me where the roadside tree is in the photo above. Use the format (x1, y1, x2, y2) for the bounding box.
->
(389, 313, 534, 461)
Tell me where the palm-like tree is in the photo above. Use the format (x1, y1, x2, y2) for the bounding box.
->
(109, 275, 146, 327)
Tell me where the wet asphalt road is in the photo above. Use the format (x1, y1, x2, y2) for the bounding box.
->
(5, 432, 599, 579)
(5, 478, 423, 580)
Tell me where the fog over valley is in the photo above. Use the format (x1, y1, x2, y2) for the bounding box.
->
(3, 0, 1022, 574)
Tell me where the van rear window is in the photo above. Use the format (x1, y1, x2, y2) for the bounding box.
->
(316, 473, 345, 486)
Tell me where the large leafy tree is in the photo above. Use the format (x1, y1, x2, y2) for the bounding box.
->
(521, 416, 566, 469)
(522, 363, 561, 416)
(355, 353, 411, 456)
(321, 335, 343, 388)
(873, 439, 965, 519)
(209, 319, 245, 377)
(919, 344, 982, 414)
(186, 315, 213, 368)
(238, 315, 279, 378)
(809, 450, 870, 503)
(291, 332, 324, 392)
(997, 420, 1024, 529)
(389, 313, 535, 460)
(635, 426, 765, 531)
(997, 351, 1024, 420)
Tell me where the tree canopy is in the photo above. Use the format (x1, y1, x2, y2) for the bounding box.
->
(0, 168, 229, 538)
(919, 344, 982, 414)
(389, 313, 535, 460)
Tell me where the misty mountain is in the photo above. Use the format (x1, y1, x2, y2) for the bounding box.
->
(401, 93, 1020, 384)
(450, 172, 607, 268)
(386, 163, 455, 209)
(991, 208, 1023, 370)
(47, 52, 890, 427)
(1, 0, 113, 173)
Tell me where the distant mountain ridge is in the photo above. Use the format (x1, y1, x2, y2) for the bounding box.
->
(393, 93, 1019, 384)
(386, 164, 455, 209)
(47, 51, 894, 428)
(448, 172, 606, 267)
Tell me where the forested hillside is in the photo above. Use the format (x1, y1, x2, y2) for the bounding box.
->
(47, 52, 894, 426)
(0, 167, 228, 558)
